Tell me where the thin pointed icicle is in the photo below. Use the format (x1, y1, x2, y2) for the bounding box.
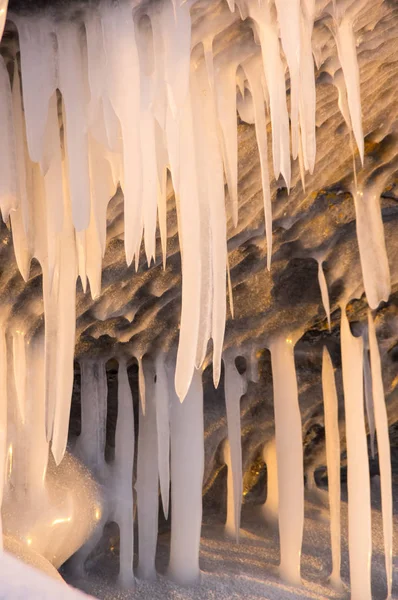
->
(317, 260, 331, 330)
(335, 18, 364, 165)
(57, 22, 91, 232)
(353, 185, 390, 309)
(362, 332, 375, 458)
(51, 159, 77, 466)
(214, 58, 239, 226)
(42, 93, 64, 287)
(245, 61, 272, 270)
(101, 1, 142, 265)
(16, 16, 57, 164)
(113, 359, 135, 590)
(269, 335, 303, 585)
(223, 352, 246, 541)
(76, 359, 107, 477)
(299, 0, 316, 173)
(322, 347, 343, 590)
(168, 366, 204, 585)
(155, 354, 170, 520)
(136, 361, 158, 581)
(174, 92, 201, 401)
(248, 2, 291, 189)
(0, 55, 18, 222)
(192, 59, 226, 388)
(367, 311, 393, 600)
(138, 357, 146, 415)
(275, 0, 301, 159)
(340, 308, 371, 600)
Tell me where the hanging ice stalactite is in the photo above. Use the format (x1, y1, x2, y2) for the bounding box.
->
(340, 307, 372, 600)
(317, 260, 331, 331)
(269, 335, 304, 585)
(367, 311, 393, 600)
(353, 182, 390, 310)
(223, 352, 246, 540)
(321, 346, 343, 590)
(154, 353, 170, 520)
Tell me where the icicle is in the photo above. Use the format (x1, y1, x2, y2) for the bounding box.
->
(56, 22, 91, 232)
(335, 18, 364, 165)
(16, 16, 57, 165)
(340, 307, 371, 600)
(223, 352, 246, 541)
(51, 148, 77, 466)
(12, 61, 31, 257)
(75, 359, 107, 477)
(275, 0, 301, 159)
(321, 347, 342, 590)
(262, 439, 279, 523)
(138, 357, 146, 415)
(269, 335, 303, 585)
(367, 311, 393, 600)
(299, 0, 316, 174)
(113, 359, 135, 589)
(317, 260, 331, 330)
(100, 1, 142, 265)
(154, 353, 170, 520)
(174, 91, 201, 401)
(191, 57, 227, 388)
(0, 56, 18, 222)
(245, 60, 272, 270)
(161, 0, 191, 120)
(136, 360, 158, 581)
(0, 0, 8, 41)
(168, 366, 204, 585)
(214, 59, 239, 226)
(42, 93, 65, 287)
(362, 331, 375, 458)
(248, 2, 291, 189)
(353, 185, 390, 309)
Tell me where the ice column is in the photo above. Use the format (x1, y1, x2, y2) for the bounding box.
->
(136, 360, 159, 581)
(75, 359, 107, 478)
(340, 308, 371, 600)
(113, 360, 135, 589)
(270, 336, 304, 585)
(367, 311, 393, 599)
(168, 367, 204, 585)
(223, 352, 246, 540)
(321, 347, 342, 589)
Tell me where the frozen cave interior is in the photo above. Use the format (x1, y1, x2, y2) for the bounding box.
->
(0, 0, 396, 598)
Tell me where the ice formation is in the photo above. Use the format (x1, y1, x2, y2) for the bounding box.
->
(0, 0, 394, 598)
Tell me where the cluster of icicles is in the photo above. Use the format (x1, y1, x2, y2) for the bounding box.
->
(0, 0, 394, 598)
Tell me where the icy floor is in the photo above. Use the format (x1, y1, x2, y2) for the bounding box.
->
(65, 482, 398, 600)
